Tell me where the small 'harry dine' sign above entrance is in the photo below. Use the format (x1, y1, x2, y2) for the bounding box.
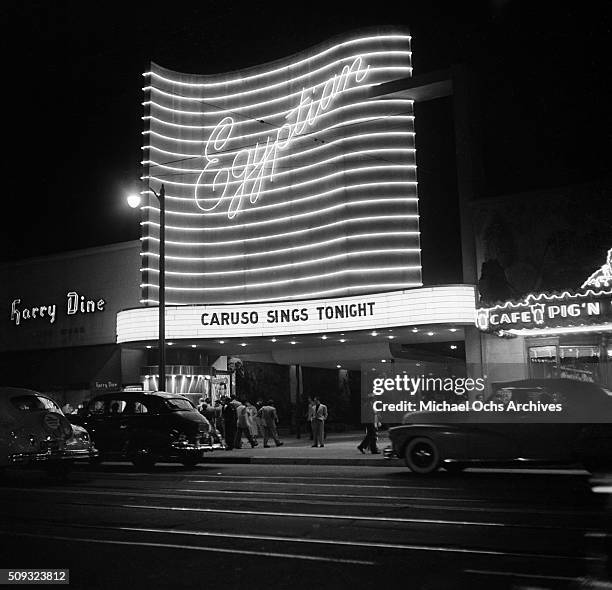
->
(9, 291, 106, 326)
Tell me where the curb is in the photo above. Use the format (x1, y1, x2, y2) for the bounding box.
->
(202, 455, 402, 467)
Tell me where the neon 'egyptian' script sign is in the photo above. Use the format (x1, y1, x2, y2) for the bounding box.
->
(194, 56, 370, 219)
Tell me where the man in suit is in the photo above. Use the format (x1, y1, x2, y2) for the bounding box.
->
(258, 399, 284, 447)
(308, 396, 328, 448)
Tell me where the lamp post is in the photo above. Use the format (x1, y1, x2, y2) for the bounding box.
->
(128, 184, 166, 392)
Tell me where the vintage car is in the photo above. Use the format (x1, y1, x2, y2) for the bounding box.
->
(384, 379, 612, 474)
(68, 391, 216, 468)
(0, 387, 97, 473)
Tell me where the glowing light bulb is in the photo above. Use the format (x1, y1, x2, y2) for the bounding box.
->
(127, 194, 142, 208)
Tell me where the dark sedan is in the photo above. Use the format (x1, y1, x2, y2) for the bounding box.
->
(69, 391, 214, 468)
(384, 379, 612, 474)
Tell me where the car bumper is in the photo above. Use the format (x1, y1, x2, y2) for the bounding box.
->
(170, 441, 215, 455)
(8, 448, 97, 465)
(383, 445, 397, 460)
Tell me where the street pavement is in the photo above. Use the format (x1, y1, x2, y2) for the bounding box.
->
(1, 457, 612, 589)
(209, 430, 401, 466)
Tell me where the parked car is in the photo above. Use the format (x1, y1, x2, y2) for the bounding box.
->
(68, 391, 215, 468)
(384, 379, 612, 474)
(0, 387, 97, 474)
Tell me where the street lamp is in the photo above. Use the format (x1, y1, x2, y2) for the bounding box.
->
(127, 184, 166, 392)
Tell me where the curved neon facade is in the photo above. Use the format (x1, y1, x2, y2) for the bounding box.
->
(141, 28, 420, 305)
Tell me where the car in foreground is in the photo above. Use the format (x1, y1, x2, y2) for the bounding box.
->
(384, 379, 612, 474)
(68, 391, 216, 468)
(0, 387, 97, 474)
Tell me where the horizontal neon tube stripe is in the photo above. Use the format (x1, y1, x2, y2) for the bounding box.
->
(144, 35, 410, 87)
(140, 249, 419, 277)
(139, 282, 424, 305)
(142, 130, 415, 160)
(141, 266, 421, 292)
(145, 41, 411, 89)
(141, 232, 420, 261)
(142, 214, 419, 242)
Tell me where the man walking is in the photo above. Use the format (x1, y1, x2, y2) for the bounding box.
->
(357, 394, 380, 454)
(235, 400, 258, 449)
(308, 396, 328, 448)
(258, 399, 284, 447)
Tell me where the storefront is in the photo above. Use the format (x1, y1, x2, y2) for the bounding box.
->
(475, 248, 612, 390)
(0, 242, 145, 409)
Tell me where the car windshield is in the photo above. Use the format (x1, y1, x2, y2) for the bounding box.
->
(163, 398, 194, 411)
(11, 395, 61, 412)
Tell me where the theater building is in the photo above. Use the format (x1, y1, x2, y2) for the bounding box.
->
(1, 28, 484, 422)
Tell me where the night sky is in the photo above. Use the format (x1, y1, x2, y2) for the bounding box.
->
(2, 1, 611, 281)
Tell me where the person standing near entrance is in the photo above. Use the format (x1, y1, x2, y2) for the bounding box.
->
(258, 399, 284, 447)
(308, 396, 328, 448)
(222, 394, 239, 450)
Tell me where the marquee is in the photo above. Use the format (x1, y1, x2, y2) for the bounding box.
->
(140, 28, 420, 305)
(117, 286, 475, 343)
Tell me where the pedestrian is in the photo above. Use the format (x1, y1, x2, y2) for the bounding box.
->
(246, 400, 259, 440)
(235, 400, 258, 448)
(305, 396, 315, 440)
(357, 394, 380, 454)
(222, 394, 239, 450)
(308, 396, 328, 448)
(254, 399, 265, 438)
(258, 399, 284, 447)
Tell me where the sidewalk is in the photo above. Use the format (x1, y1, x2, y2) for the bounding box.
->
(206, 431, 402, 467)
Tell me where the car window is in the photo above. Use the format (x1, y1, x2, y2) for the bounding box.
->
(133, 401, 149, 414)
(90, 399, 105, 414)
(164, 398, 194, 411)
(10, 395, 61, 412)
(107, 400, 127, 414)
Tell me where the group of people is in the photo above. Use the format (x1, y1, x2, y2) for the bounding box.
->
(197, 394, 332, 450)
(197, 394, 284, 450)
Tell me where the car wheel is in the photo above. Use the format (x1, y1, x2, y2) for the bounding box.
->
(89, 455, 103, 466)
(443, 462, 466, 474)
(130, 444, 156, 470)
(404, 437, 440, 474)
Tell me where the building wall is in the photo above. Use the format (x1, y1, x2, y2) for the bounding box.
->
(0, 241, 141, 352)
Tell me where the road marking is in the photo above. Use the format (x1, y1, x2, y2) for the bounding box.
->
(170, 487, 484, 503)
(0, 486, 603, 520)
(0, 530, 375, 565)
(191, 479, 448, 490)
(122, 502, 586, 531)
(464, 569, 581, 581)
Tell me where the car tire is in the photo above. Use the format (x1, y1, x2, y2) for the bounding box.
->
(443, 463, 466, 474)
(403, 437, 440, 474)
